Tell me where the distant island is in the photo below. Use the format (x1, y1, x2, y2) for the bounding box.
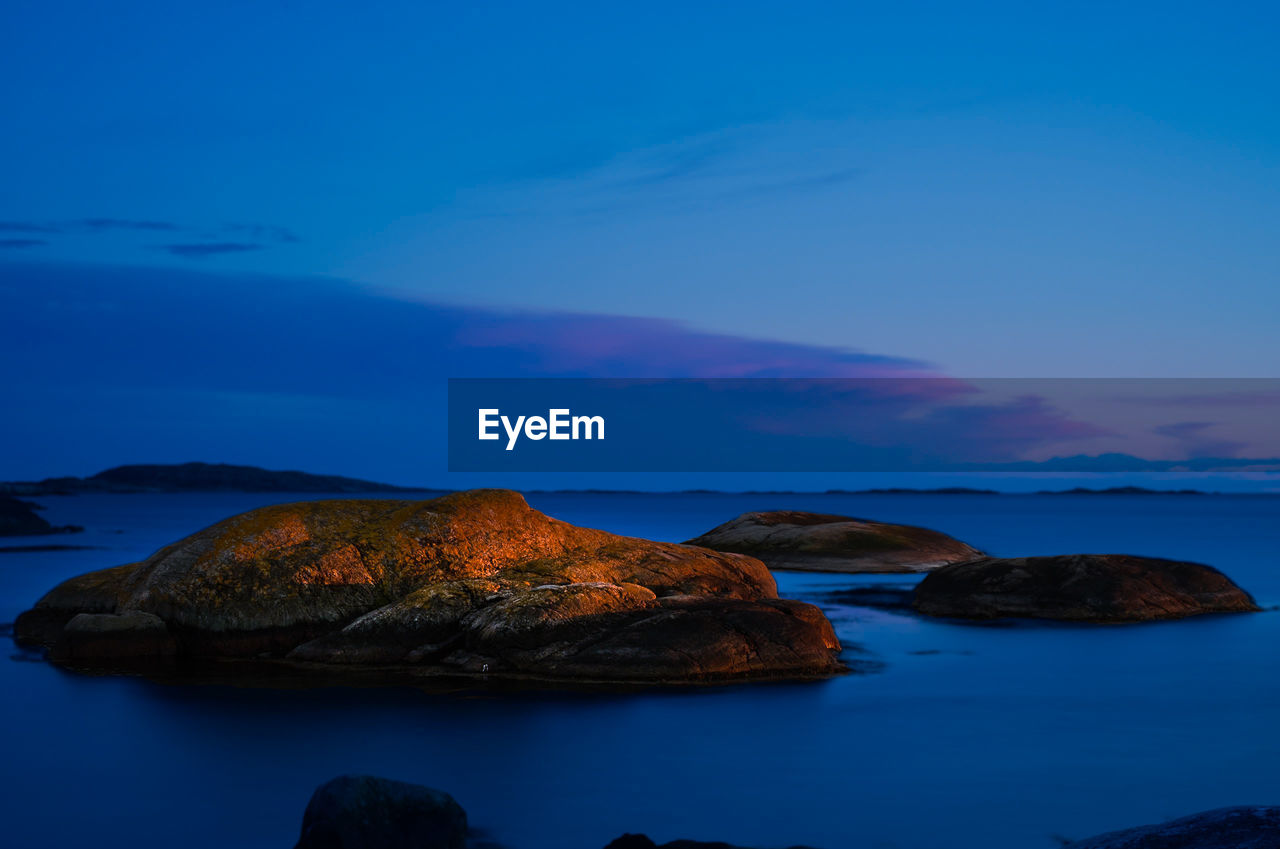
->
(0, 466, 1252, 498)
(1035, 486, 1208, 495)
(0, 463, 423, 495)
(824, 487, 1001, 495)
(0, 496, 82, 536)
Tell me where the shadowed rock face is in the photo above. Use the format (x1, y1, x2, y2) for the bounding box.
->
(295, 776, 466, 849)
(1064, 806, 1280, 848)
(15, 490, 842, 684)
(913, 554, 1259, 622)
(686, 510, 982, 573)
(52, 611, 176, 662)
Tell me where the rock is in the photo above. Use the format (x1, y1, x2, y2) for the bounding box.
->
(912, 554, 1259, 622)
(295, 775, 466, 849)
(14, 562, 136, 646)
(16, 490, 843, 684)
(51, 611, 175, 661)
(0, 495, 81, 536)
(1065, 806, 1280, 848)
(685, 510, 981, 573)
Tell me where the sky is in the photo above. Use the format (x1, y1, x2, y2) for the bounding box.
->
(1, 1, 1278, 486)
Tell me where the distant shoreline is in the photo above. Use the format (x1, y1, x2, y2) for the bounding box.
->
(3, 463, 1274, 498)
(0, 462, 420, 496)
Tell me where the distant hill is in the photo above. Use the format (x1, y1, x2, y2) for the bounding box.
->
(0, 463, 421, 495)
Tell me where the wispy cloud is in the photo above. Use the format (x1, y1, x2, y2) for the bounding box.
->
(460, 123, 867, 219)
(2, 263, 1278, 475)
(0, 217, 301, 255)
(78, 218, 180, 232)
(453, 310, 933, 379)
(157, 242, 265, 258)
(1154, 420, 1247, 458)
(219, 223, 301, 244)
(1122, 390, 1280, 407)
(0, 221, 61, 234)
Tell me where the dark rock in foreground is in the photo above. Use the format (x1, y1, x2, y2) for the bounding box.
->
(604, 835, 819, 849)
(913, 554, 1259, 622)
(1, 461, 418, 495)
(0, 495, 81, 536)
(296, 775, 465, 849)
(15, 490, 842, 685)
(1065, 806, 1280, 848)
(686, 510, 981, 573)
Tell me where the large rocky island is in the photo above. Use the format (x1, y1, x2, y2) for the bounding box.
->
(912, 553, 1259, 622)
(686, 510, 981, 572)
(15, 490, 842, 685)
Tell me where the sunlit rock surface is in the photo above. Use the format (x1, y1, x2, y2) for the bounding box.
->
(15, 490, 842, 684)
(686, 510, 982, 572)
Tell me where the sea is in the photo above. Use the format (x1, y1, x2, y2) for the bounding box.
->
(2, 491, 1278, 849)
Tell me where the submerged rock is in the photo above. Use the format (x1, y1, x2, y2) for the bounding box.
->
(912, 553, 1259, 622)
(295, 775, 466, 849)
(15, 490, 842, 684)
(1065, 806, 1280, 848)
(686, 510, 981, 573)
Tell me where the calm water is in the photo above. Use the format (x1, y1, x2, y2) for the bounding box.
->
(3, 492, 1279, 849)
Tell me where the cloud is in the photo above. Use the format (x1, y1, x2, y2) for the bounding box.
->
(461, 123, 866, 219)
(0, 221, 61, 234)
(157, 242, 266, 258)
(1154, 420, 1247, 458)
(0, 217, 301, 252)
(453, 311, 931, 378)
(1123, 390, 1280, 407)
(0, 262, 1275, 480)
(78, 218, 181, 232)
(220, 224, 301, 243)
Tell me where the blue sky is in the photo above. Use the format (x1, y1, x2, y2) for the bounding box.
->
(2, 1, 1278, 484)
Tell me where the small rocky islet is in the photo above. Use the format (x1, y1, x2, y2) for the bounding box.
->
(15, 489, 842, 685)
(911, 553, 1260, 622)
(685, 510, 983, 572)
(685, 509, 1258, 623)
